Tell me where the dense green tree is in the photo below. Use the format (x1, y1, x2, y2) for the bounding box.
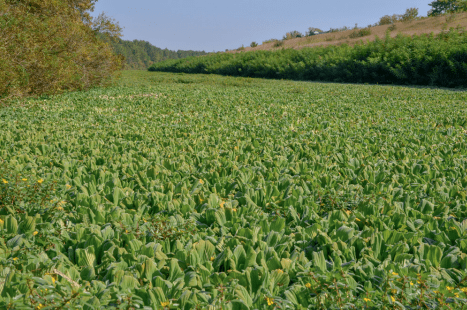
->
(0, 0, 123, 102)
(428, 0, 467, 15)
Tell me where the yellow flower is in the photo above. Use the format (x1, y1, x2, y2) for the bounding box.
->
(2, 179, 7, 184)
(57, 207, 64, 211)
(392, 272, 398, 276)
(364, 298, 370, 302)
(454, 293, 459, 298)
(210, 256, 215, 261)
(266, 297, 274, 306)
(22, 178, 27, 181)
(460, 287, 467, 293)
(0, 218, 3, 225)
(276, 269, 283, 273)
(33, 231, 38, 236)
(36, 304, 44, 310)
(305, 283, 312, 289)
(447, 286, 454, 291)
(199, 179, 204, 184)
(434, 291, 440, 294)
(219, 201, 225, 208)
(355, 218, 361, 222)
(38, 178, 44, 184)
(66, 184, 72, 189)
(12, 257, 18, 261)
(160, 301, 170, 307)
(125, 230, 129, 233)
(410, 281, 414, 286)
(232, 208, 237, 212)
(391, 296, 395, 302)
(391, 289, 397, 294)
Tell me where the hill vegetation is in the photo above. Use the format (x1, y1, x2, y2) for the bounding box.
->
(233, 9, 467, 53)
(98, 34, 208, 70)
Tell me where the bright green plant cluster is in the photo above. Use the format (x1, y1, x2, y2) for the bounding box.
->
(1, 71, 467, 309)
(148, 29, 467, 88)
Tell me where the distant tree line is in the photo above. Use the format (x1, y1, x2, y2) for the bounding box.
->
(98, 34, 208, 70)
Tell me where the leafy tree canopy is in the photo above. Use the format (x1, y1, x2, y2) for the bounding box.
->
(428, 0, 467, 15)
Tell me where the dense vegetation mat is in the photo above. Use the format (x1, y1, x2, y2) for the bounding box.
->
(149, 29, 467, 89)
(1, 71, 467, 309)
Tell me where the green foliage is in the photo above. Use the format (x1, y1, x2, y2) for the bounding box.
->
(273, 40, 284, 47)
(2, 70, 467, 308)
(401, 7, 420, 22)
(149, 29, 467, 88)
(283, 30, 303, 40)
(250, 41, 258, 48)
(429, 0, 467, 16)
(348, 27, 372, 38)
(306, 27, 324, 36)
(0, 0, 123, 102)
(98, 34, 207, 70)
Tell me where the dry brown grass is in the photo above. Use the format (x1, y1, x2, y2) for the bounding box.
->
(229, 12, 467, 53)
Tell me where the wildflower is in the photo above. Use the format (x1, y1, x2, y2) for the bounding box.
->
(12, 257, 18, 261)
(199, 179, 204, 184)
(161, 301, 170, 307)
(220, 201, 225, 208)
(364, 298, 370, 302)
(66, 184, 72, 189)
(454, 293, 459, 298)
(38, 178, 44, 184)
(266, 297, 274, 306)
(36, 304, 44, 310)
(2, 179, 7, 184)
(305, 283, 312, 289)
(125, 230, 129, 233)
(460, 287, 467, 293)
(447, 286, 454, 291)
(434, 291, 440, 294)
(410, 281, 414, 286)
(392, 272, 398, 276)
(355, 218, 361, 222)
(33, 231, 38, 236)
(210, 256, 215, 261)
(22, 178, 27, 181)
(232, 208, 237, 212)
(0, 219, 3, 225)
(391, 289, 397, 294)
(276, 269, 283, 273)
(391, 296, 395, 302)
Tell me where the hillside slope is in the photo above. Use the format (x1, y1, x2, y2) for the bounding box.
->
(234, 12, 467, 53)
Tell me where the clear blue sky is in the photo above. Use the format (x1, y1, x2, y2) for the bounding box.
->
(91, 0, 434, 52)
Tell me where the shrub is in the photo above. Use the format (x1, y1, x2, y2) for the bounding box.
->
(250, 41, 258, 48)
(283, 30, 303, 40)
(349, 27, 372, 38)
(306, 27, 324, 36)
(262, 38, 277, 44)
(329, 26, 350, 33)
(378, 14, 401, 25)
(401, 7, 419, 22)
(388, 23, 397, 31)
(273, 40, 284, 47)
